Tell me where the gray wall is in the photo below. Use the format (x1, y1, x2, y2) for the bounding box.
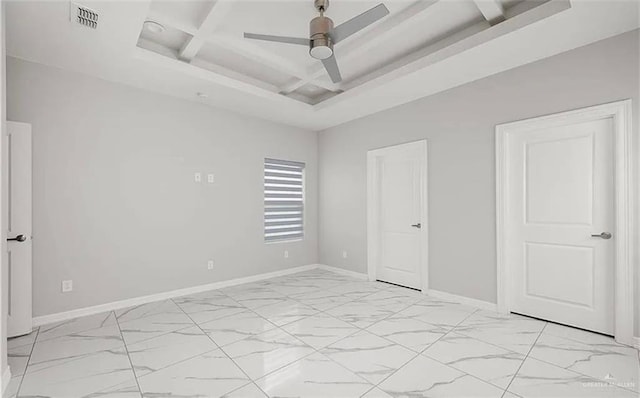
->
(7, 58, 318, 317)
(319, 30, 639, 326)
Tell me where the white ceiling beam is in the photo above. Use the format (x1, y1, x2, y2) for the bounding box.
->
(137, 37, 180, 59)
(278, 0, 439, 94)
(473, 0, 506, 25)
(179, 0, 237, 61)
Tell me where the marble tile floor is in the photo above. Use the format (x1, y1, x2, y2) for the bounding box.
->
(6, 269, 640, 398)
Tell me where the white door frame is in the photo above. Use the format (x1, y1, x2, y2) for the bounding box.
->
(496, 99, 634, 346)
(367, 140, 429, 292)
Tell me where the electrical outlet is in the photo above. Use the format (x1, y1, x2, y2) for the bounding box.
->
(207, 174, 215, 183)
(207, 260, 214, 270)
(62, 280, 73, 293)
(194, 172, 202, 182)
(284, 250, 289, 259)
(342, 250, 348, 259)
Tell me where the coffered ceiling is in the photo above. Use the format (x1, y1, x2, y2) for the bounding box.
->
(141, 0, 493, 104)
(6, 0, 640, 130)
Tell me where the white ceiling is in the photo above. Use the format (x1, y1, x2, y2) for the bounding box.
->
(6, 0, 640, 131)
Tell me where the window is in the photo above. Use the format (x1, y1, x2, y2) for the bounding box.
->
(264, 158, 305, 242)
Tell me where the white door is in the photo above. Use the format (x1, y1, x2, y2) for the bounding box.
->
(507, 117, 614, 334)
(5, 121, 33, 338)
(368, 141, 427, 290)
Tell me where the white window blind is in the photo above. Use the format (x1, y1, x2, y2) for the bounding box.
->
(264, 158, 305, 242)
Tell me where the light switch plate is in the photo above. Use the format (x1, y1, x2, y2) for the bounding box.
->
(207, 174, 215, 183)
(207, 260, 214, 270)
(194, 172, 202, 182)
(284, 250, 289, 259)
(342, 250, 348, 259)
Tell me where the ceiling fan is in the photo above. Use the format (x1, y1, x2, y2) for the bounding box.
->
(243, 0, 390, 84)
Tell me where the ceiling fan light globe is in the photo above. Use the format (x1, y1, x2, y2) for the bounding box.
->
(310, 45, 333, 60)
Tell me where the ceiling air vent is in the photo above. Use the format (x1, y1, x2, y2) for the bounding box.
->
(70, 3, 98, 29)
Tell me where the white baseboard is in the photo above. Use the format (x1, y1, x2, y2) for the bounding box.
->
(29, 263, 639, 352)
(427, 289, 498, 312)
(316, 264, 368, 280)
(31, 264, 501, 327)
(33, 264, 317, 327)
(1, 366, 11, 395)
(317, 264, 498, 311)
(317, 265, 498, 312)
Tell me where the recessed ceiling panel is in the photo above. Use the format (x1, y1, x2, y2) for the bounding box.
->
(197, 42, 295, 87)
(291, 83, 337, 102)
(501, 0, 528, 9)
(215, 1, 316, 69)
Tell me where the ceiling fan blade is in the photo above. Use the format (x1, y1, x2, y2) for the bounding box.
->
(329, 3, 389, 43)
(321, 55, 342, 83)
(243, 33, 310, 46)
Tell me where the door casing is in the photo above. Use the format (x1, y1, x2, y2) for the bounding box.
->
(496, 99, 634, 346)
(367, 140, 429, 292)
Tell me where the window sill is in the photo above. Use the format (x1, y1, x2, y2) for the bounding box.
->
(265, 238, 304, 245)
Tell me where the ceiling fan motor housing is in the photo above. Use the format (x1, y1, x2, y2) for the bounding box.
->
(309, 16, 334, 59)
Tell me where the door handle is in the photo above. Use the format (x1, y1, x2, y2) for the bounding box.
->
(7, 234, 26, 242)
(591, 232, 612, 240)
(411, 223, 421, 229)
